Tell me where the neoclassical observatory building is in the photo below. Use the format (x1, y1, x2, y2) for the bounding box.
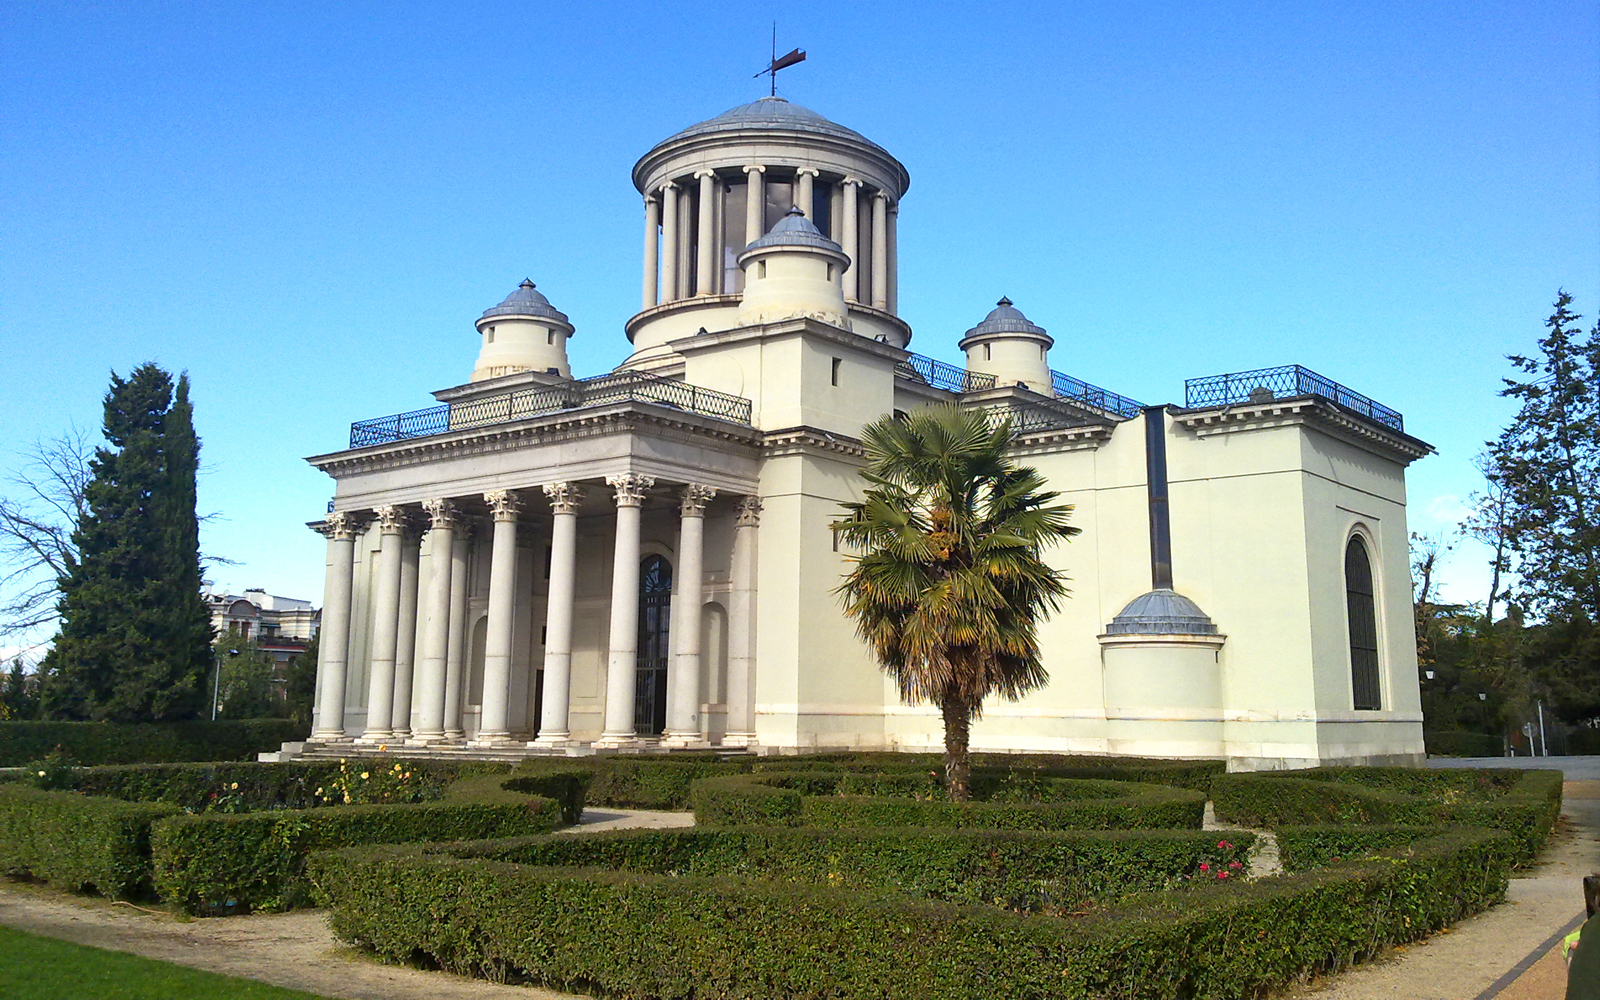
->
(297, 96, 1432, 769)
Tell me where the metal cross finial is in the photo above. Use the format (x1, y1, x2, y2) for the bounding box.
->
(755, 24, 805, 97)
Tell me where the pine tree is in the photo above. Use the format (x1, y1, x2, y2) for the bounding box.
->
(40, 364, 213, 721)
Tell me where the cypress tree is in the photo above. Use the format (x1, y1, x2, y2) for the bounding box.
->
(40, 364, 213, 721)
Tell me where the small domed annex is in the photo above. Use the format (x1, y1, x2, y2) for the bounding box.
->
(472, 279, 574, 383)
(960, 297, 1055, 394)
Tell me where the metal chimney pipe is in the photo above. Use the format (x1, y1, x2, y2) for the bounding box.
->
(1144, 405, 1174, 591)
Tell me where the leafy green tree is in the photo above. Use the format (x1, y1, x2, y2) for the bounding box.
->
(40, 364, 213, 721)
(212, 628, 278, 720)
(833, 405, 1080, 800)
(284, 633, 319, 727)
(1487, 291, 1600, 620)
(1, 658, 40, 720)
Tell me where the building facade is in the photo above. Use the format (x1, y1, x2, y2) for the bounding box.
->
(301, 97, 1431, 768)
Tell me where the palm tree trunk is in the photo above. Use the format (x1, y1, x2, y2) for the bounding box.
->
(941, 697, 971, 802)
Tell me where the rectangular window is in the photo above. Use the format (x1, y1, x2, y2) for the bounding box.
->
(831, 357, 842, 386)
(547, 330, 555, 345)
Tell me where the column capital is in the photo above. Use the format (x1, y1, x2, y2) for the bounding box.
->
(841, 175, 863, 188)
(795, 166, 820, 178)
(660, 179, 678, 194)
(421, 498, 459, 531)
(483, 490, 523, 521)
(735, 496, 763, 527)
(872, 189, 890, 205)
(607, 473, 655, 507)
(313, 510, 366, 540)
(643, 192, 660, 206)
(694, 168, 717, 180)
(543, 482, 583, 515)
(679, 484, 717, 517)
(373, 504, 409, 534)
(742, 164, 765, 176)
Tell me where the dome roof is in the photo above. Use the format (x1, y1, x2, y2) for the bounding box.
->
(659, 95, 880, 149)
(964, 297, 1049, 340)
(743, 205, 846, 254)
(479, 279, 569, 325)
(1104, 589, 1219, 636)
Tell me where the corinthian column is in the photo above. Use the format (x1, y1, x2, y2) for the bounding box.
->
(871, 191, 889, 311)
(311, 511, 362, 741)
(659, 182, 679, 304)
(695, 170, 716, 296)
(595, 473, 653, 747)
(723, 496, 762, 747)
(532, 483, 581, 747)
(663, 484, 716, 746)
(743, 165, 765, 245)
(359, 505, 408, 742)
(472, 490, 521, 745)
(641, 195, 661, 310)
(841, 177, 861, 301)
(411, 499, 457, 743)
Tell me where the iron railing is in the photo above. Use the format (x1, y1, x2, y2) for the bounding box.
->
(349, 370, 755, 448)
(1183, 365, 1404, 432)
(1051, 370, 1144, 419)
(894, 351, 998, 394)
(982, 400, 1096, 435)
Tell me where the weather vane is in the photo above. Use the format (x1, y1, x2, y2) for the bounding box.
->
(755, 23, 805, 97)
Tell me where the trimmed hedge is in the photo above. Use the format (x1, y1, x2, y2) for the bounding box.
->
(442, 825, 1253, 912)
(1210, 767, 1563, 864)
(1424, 731, 1502, 757)
(310, 824, 1516, 1000)
(0, 720, 305, 766)
(690, 771, 1205, 829)
(153, 796, 564, 915)
(1275, 825, 1440, 873)
(761, 752, 1226, 791)
(0, 785, 177, 897)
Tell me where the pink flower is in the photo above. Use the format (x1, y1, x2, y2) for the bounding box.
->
(1217, 840, 1233, 850)
(1229, 861, 1242, 869)
(1217, 871, 1229, 880)
(1199, 863, 1210, 871)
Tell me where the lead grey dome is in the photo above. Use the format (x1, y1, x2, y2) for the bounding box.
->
(743, 205, 845, 254)
(965, 297, 1048, 339)
(1105, 589, 1219, 635)
(659, 95, 880, 149)
(480, 279, 569, 324)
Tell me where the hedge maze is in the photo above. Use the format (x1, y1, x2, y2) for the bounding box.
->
(0, 751, 1566, 999)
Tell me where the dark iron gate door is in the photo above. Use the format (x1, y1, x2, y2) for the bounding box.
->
(635, 555, 672, 735)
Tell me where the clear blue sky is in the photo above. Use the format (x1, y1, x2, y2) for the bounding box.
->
(2, 1, 1596, 628)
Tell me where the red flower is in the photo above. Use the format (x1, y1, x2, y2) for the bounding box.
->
(1217, 840, 1233, 850)
(1229, 861, 1242, 869)
(1217, 871, 1229, 879)
(1199, 863, 1210, 871)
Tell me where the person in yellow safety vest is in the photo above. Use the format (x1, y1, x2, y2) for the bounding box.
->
(1570, 912, 1599, 999)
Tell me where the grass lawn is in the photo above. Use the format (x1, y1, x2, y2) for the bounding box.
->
(0, 925, 332, 1000)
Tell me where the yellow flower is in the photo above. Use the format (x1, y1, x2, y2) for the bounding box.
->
(230, 782, 238, 790)
(36, 771, 45, 777)
(378, 744, 387, 752)
(359, 772, 369, 780)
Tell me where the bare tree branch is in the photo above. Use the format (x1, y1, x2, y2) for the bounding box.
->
(0, 428, 93, 640)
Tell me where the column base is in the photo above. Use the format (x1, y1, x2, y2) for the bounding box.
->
(529, 732, 573, 749)
(309, 730, 353, 743)
(469, 732, 517, 748)
(353, 732, 396, 746)
(592, 732, 640, 749)
(391, 728, 413, 741)
(404, 732, 455, 747)
(660, 730, 711, 749)
(444, 728, 466, 740)
(720, 732, 760, 748)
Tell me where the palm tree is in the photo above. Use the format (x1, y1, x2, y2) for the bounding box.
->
(833, 404, 1080, 801)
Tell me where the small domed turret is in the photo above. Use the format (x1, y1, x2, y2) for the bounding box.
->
(735, 207, 852, 331)
(472, 279, 574, 382)
(960, 297, 1054, 394)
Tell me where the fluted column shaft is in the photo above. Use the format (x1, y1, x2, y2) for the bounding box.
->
(743, 165, 765, 246)
(390, 529, 422, 737)
(723, 497, 761, 746)
(597, 474, 653, 745)
(796, 168, 817, 220)
(659, 182, 679, 304)
(841, 178, 861, 301)
(533, 484, 581, 746)
(312, 512, 360, 740)
(641, 195, 660, 310)
(442, 526, 471, 739)
(676, 186, 693, 299)
(412, 500, 456, 742)
(474, 491, 521, 743)
(695, 170, 716, 295)
(871, 192, 890, 310)
(360, 507, 407, 741)
(664, 485, 715, 744)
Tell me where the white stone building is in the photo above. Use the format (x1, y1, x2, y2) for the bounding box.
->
(301, 97, 1431, 768)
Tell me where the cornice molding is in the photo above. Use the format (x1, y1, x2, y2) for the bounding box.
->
(307, 403, 763, 479)
(1007, 424, 1116, 456)
(762, 426, 867, 460)
(1173, 398, 1433, 464)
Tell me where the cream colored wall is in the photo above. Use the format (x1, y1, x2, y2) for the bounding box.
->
(472, 316, 570, 382)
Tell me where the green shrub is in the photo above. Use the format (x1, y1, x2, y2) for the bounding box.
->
(1210, 768, 1562, 864)
(0, 720, 305, 766)
(1275, 825, 1439, 873)
(152, 782, 566, 915)
(443, 826, 1252, 912)
(753, 752, 1226, 791)
(0, 785, 177, 897)
(1425, 731, 1502, 757)
(690, 771, 1204, 830)
(512, 755, 747, 810)
(310, 825, 1515, 1000)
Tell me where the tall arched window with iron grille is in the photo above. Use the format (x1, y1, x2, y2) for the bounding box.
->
(635, 555, 673, 735)
(1346, 537, 1381, 710)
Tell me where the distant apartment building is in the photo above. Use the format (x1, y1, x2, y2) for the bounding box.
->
(208, 589, 320, 667)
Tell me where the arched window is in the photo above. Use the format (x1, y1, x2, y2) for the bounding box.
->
(1346, 537, 1381, 710)
(635, 555, 673, 735)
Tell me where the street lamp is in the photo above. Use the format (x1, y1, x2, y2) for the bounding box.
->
(1424, 670, 1435, 680)
(211, 648, 238, 721)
